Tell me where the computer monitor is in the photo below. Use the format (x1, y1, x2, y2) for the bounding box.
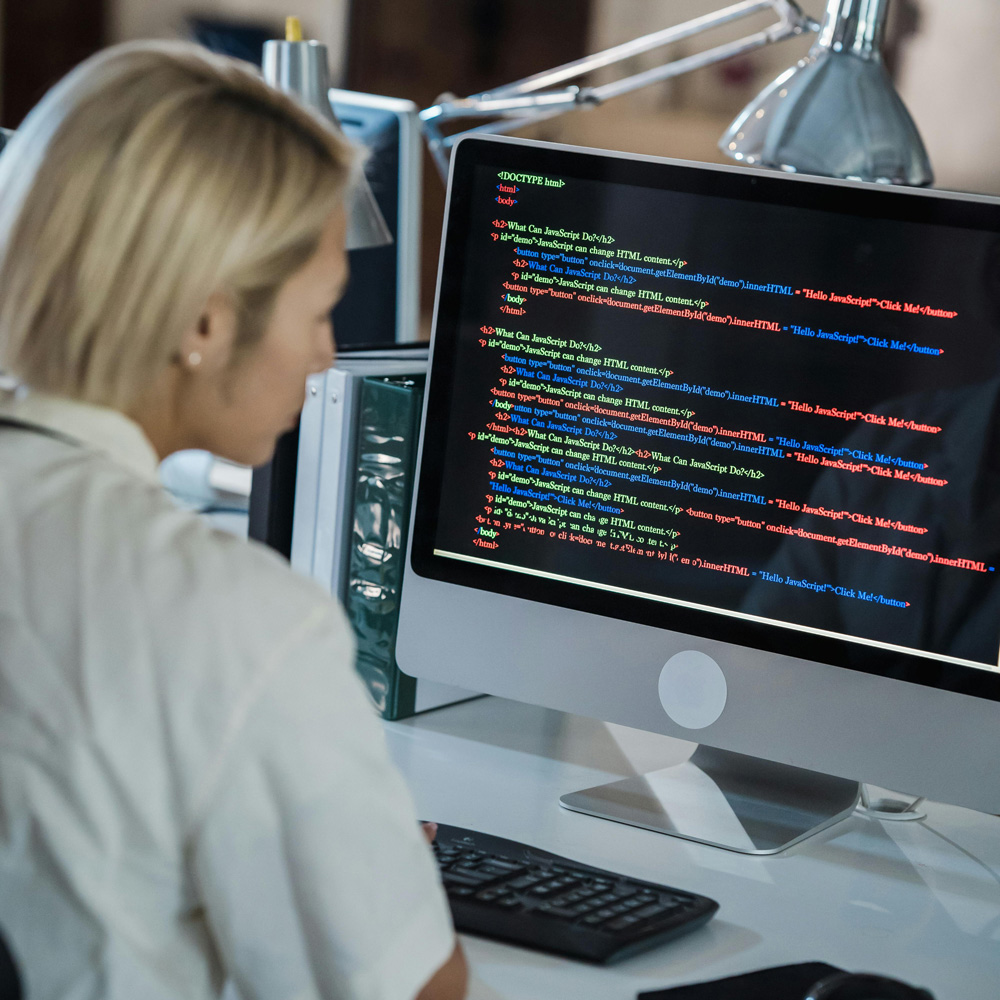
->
(396, 134, 1000, 854)
(327, 90, 423, 347)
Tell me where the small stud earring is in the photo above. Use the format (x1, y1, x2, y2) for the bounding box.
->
(188, 351, 202, 367)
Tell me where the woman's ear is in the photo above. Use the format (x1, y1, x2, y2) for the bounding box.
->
(177, 292, 238, 373)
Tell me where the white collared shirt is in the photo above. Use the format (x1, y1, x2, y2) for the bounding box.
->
(0, 389, 454, 1000)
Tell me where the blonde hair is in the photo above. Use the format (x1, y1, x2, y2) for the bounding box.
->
(0, 40, 359, 409)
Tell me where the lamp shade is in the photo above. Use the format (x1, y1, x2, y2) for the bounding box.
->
(720, 0, 932, 185)
(263, 36, 392, 249)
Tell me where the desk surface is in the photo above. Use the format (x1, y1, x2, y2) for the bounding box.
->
(385, 696, 1000, 1000)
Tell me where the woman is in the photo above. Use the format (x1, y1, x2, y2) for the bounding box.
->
(0, 41, 466, 1000)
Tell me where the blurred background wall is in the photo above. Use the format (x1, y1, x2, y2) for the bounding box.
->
(110, 0, 350, 81)
(0, 0, 996, 328)
(2, 0, 996, 192)
(1, 0, 106, 126)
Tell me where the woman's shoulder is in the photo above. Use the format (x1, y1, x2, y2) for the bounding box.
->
(9, 439, 349, 667)
(129, 480, 346, 655)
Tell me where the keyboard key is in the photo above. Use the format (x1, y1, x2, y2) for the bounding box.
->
(451, 868, 496, 884)
(508, 875, 543, 890)
(483, 859, 526, 874)
(478, 864, 519, 878)
(528, 884, 559, 897)
(606, 915, 642, 931)
(443, 871, 486, 888)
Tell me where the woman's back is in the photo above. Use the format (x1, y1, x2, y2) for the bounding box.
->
(0, 40, 464, 999)
(0, 393, 454, 999)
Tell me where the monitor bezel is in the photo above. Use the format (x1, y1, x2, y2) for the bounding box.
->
(410, 134, 1000, 704)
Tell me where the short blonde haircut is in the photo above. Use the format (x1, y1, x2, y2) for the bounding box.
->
(0, 40, 359, 409)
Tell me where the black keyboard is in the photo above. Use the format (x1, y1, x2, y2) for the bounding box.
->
(430, 823, 719, 964)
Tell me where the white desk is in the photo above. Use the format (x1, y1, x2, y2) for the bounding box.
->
(385, 696, 1000, 1000)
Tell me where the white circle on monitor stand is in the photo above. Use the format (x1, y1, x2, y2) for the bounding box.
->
(658, 651, 728, 729)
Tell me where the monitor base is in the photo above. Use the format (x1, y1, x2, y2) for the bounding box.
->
(559, 744, 860, 855)
(857, 785, 926, 822)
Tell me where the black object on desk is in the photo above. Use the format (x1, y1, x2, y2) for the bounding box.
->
(640, 964, 842, 1000)
(0, 927, 22, 1000)
(248, 425, 299, 560)
(431, 823, 718, 963)
(638, 964, 935, 1000)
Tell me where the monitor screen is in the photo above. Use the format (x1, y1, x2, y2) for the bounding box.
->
(410, 136, 1000, 702)
(399, 136, 1000, 828)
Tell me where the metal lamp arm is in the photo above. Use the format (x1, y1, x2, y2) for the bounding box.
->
(420, 0, 818, 179)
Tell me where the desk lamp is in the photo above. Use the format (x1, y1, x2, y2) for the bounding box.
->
(721, 0, 932, 184)
(262, 16, 392, 249)
(420, 0, 932, 186)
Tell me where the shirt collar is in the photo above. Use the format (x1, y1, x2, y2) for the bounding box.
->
(0, 385, 161, 484)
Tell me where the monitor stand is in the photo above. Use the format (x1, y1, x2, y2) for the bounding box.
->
(559, 744, 861, 855)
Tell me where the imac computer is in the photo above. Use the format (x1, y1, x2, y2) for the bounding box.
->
(396, 134, 1000, 854)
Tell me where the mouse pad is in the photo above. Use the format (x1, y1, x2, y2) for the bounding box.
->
(638, 962, 843, 1000)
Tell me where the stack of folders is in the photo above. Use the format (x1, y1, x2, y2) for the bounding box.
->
(291, 349, 475, 719)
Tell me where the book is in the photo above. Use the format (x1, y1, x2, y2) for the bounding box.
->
(290, 348, 429, 600)
(290, 350, 473, 718)
(344, 374, 475, 719)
